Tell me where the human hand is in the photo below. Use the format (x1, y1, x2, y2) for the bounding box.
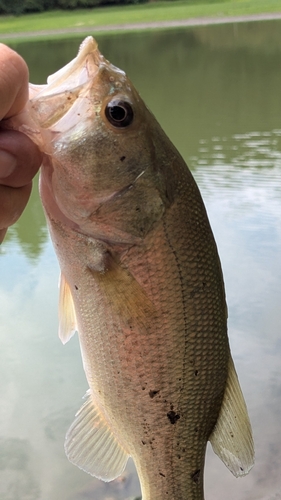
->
(0, 44, 42, 243)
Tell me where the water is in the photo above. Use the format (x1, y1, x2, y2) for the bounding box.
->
(1, 20, 281, 500)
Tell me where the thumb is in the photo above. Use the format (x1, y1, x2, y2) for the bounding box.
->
(0, 44, 29, 119)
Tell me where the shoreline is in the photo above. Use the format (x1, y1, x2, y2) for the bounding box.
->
(1, 11, 281, 41)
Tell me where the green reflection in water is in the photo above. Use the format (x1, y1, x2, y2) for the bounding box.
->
(1, 174, 48, 261)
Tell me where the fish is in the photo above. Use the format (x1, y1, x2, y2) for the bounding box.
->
(8, 36, 254, 499)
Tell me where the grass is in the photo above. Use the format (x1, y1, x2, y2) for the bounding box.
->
(0, 0, 280, 38)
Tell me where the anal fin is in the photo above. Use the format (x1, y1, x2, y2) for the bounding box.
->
(209, 355, 254, 477)
(65, 391, 129, 481)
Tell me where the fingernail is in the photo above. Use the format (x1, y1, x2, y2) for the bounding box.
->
(0, 150, 17, 178)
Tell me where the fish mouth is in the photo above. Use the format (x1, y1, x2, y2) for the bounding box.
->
(31, 36, 101, 100)
(0, 37, 103, 150)
(28, 36, 103, 134)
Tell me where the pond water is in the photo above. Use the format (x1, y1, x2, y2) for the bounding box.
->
(1, 19, 281, 500)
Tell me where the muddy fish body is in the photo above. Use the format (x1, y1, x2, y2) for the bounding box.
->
(10, 37, 254, 499)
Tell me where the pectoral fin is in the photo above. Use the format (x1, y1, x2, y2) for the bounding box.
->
(65, 391, 129, 481)
(209, 356, 254, 477)
(58, 273, 78, 344)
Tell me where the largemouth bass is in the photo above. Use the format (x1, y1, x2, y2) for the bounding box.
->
(9, 37, 254, 500)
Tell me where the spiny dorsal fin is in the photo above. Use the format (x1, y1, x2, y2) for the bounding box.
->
(209, 355, 254, 477)
(65, 391, 129, 481)
(58, 273, 78, 344)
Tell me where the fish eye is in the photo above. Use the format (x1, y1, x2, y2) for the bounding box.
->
(105, 100, 134, 128)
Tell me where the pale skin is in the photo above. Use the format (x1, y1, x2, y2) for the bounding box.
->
(0, 44, 42, 243)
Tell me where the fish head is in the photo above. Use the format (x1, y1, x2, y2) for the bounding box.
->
(28, 36, 173, 244)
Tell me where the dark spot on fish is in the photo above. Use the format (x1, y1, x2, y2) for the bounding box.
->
(195, 427, 198, 433)
(240, 467, 244, 472)
(194, 370, 199, 376)
(167, 411, 180, 424)
(177, 455, 181, 459)
(170, 404, 174, 411)
(120, 156, 126, 161)
(159, 472, 166, 477)
(74, 285, 78, 290)
(149, 390, 160, 398)
(191, 469, 200, 483)
(141, 440, 146, 445)
(230, 433, 234, 438)
(142, 387, 146, 391)
(178, 378, 182, 381)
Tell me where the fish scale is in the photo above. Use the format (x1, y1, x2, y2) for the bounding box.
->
(6, 36, 254, 500)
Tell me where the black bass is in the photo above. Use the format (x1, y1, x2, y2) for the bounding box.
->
(9, 37, 254, 500)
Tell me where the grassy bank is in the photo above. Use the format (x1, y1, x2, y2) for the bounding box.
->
(0, 0, 281, 38)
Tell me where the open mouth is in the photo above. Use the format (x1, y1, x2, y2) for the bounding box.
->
(28, 36, 102, 134)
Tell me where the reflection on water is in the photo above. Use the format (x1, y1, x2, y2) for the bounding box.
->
(1, 20, 281, 500)
(196, 129, 281, 500)
(1, 175, 48, 261)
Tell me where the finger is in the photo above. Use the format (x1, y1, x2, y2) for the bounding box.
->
(0, 182, 32, 231)
(0, 130, 42, 188)
(0, 44, 29, 119)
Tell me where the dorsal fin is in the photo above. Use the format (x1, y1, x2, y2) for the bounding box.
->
(209, 355, 254, 477)
(58, 273, 78, 344)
